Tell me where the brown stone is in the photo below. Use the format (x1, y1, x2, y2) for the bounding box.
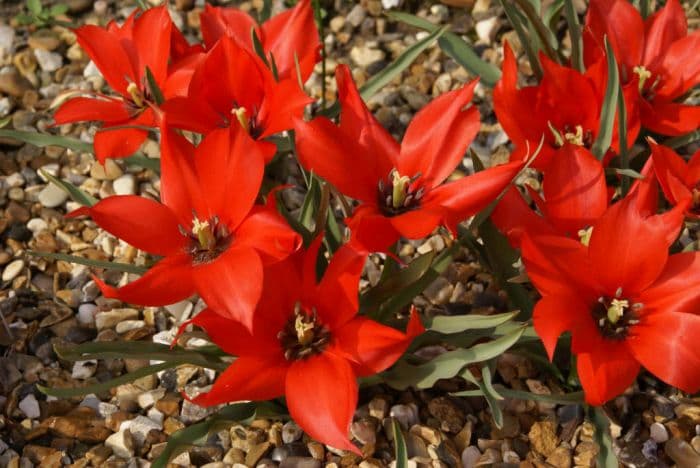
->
(528, 421, 558, 457)
(155, 393, 182, 417)
(246, 442, 271, 466)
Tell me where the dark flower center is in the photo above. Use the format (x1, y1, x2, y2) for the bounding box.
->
(377, 169, 424, 216)
(278, 302, 331, 361)
(591, 291, 642, 340)
(180, 213, 232, 264)
(228, 105, 263, 139)
(633, 65, 661, 101)
(691, 184, 700, 214)
(549, 122, 594, 149)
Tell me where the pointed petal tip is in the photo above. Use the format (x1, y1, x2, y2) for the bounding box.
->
(65, 206, 91, 219)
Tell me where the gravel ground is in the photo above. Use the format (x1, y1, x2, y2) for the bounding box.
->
(1, 1, 700, 467)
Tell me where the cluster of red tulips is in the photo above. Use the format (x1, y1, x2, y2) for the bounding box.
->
(53, 0, 700, 452)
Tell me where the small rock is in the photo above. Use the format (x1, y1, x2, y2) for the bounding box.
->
(77, 303, 98, 325)
(350, 45, 385, 68)
(461, 446, 481, 468)
(123, 415, 162, 447)
(67, 0, 93, 13)
(529, 421, 558, 457)
(475, 17, 499, 43)
(280, 457, 321, 468)
(19, 394, 40, 419)
(26, 218, 48, 235)
(105, 429, 134, 459)
(113, 174, 136, 195)
(665, 438, 700, 467)
(2, 260, 24, 282)
(0, 69, 32, 97)
(346, 5, 367, 27)
(38, 183, 68, 208)
(90, 159, 123, 180)
(137, 388, 165, 410)
(0, 97, 12, 118)
(95, 308, 139, 330)
(329, 16, 346, 33)
(0, 26, 14, 54)
(72, 360, 98, 379)
(116, 319, 146, 334)
(33, 49, 63, 72)
(650, 422, 669, 443)
(390, 403, 419, 429)
(282, 421, 303, 444)
(27, 31, 60, 51)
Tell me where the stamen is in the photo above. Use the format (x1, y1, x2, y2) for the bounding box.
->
(606, 298, 629, 324)
(192, 216, 215, 250)
(578, 227, 593, 246)
(127, 82, 144, 108)
(633, 65, 652, 93)
(232, 107, 250, 133)
(548, 121, 564, 147)
(391, 170, 412, 209)
(564, 125, 584, 146)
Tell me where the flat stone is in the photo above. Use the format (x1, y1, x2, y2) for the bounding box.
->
(2, 259, 24, 282)
(665, 438, 700, 466)
(38, 183, 68, 208)
(461, 446, 481, 468)
(113, 174, 136, 195)
(115, 320, 146, 334)
(105, 429, 134, 459)
(0, 69, 32, 97)
(77, 303, 98, 325)
(90, 159, 123, 180)
(71, 360, 97, 379)
(19, 394, 40, 419)
(122, 415, 162, 447)
(529, 421, 558, 457)
(350, 45, 385, 68)
(95, 308, 139, 330)
(0, 26, 14, 54)
(650, 422, 669, 443)
(33, 49, 63, 72)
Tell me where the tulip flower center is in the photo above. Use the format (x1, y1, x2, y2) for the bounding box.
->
(181, 214, 232, 264)
(378, 169, 424, 216)
(127, 82, 146, 109)
(692, 184, 700, 213)
(591, 291, 642, 340)
(632, 65, 661, 100)
(278, 302, 331, 360)
(230, 106, 262, 139)
(577, 226, 593, 246)
(548, 122, 594, 149)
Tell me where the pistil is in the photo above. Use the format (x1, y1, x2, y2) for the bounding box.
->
(278, 303, 331, 361)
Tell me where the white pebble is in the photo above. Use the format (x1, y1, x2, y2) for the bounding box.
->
(105, 429, 134, 459)
(77, 303, 97, 325)
(19, 394, 40, 419)
(26, 218, 48, 235)
(2, 260, 24, 282)
(113, 174, 136, 195)
(71, 360, 97, 380)
(115, 319, 146, 334)
(38, 183, 68, 208)
(650, 422, 669, 443)
(34, 48, 63, 72)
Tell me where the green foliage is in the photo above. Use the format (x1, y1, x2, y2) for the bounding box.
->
(15, 0, 72, 28)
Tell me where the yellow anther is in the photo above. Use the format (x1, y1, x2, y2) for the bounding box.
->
(564, 125, 584, 146)
(192, 217, 214, 250)
(294, 314, 315, 346)
(391, 171, 411, 209)
(127, 82, 144, 108)
(633, 65, 652, 92)
(232, 107, 250, 133)
(577, 227, 593, 246)
(607, 298, 629, 324)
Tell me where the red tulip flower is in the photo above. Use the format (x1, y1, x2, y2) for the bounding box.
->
(651, 142, 700, 217)
(162, 36, 312, 162)
(181, 240, 424, 453)
(585, 0, 700, 135)
(67, 125, 301, 330)
(295, 65, 523, 252)
(54, 6, 174, 163)
(494, 43, 639, 170)
(200, 0, 320, 83)
(521, 194, 700, 405)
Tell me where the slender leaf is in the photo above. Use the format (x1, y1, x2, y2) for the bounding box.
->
(0, 129, 92, 153)
(426, 311, 518, 334)
(251, 28, 270, 67)
(27, 251, 148, 274)
(639, 0, 650, 18)
(591, 38, 620, 160)
(49, 4, 68, 16)
(387, 11, 501, 87)
(512, 0, 560, 61)
(500, 0, 543, 80)
(606, 168, 643, 180)
(39, 169, 97, 207)
(260, 0, 272, 22)
(392, 419, 409, 468)
(144, 66, 165, 106)
(564, 0, 584, 72)
(664, 129, 700, 149)
(299, 174, 320, 231)
(152, 403, 258, 468)
(454, 386, 585, 405)
(589, 406, 619, 468)
(124, 154, 160, 173)
(543, 0, 565, 31)
(460, 363, 504, 428)
(39, 361, 177, 398)
(384, 326, 525, 389)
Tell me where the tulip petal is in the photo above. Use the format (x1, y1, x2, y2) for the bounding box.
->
(650, 142, 693, 205)
(399, 81, 480, 187)
(94, 254, 195, 306)
(159, 127, 202, 226)
(584, 0, 644, 71)
(75, 24, 136, 95)
(629, 311, 700, 394)
(315, 244, 367, 330)
(640, 252, 700, 313)
(532, 295, 578, 361)
(388, 208, 443, 240)
(345, 206, 401, 254)
(53, 97, 132, 125)
(641, 99, 700, 136)
(490, 186, 555, 248)
(655, 31, 700, 99)
(286, 353, 360, 454)
(576, 345, 640, 406)
(257, 78, 313, 138)
(643, 0, 687, 69)
(66, 195, 185, 256)
(200, 3, 258, 50)
(93, 127, 148, 162)
(235, 207, 302, 264)
(131, 6, 172, 84)
(192, 356, 288, 407)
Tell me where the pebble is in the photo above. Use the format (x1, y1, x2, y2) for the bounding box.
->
(0, 69, 33, 97)
(461, 446, 481, 468)
(650, 422, 669, 443)
(475, 17, 499, 43)
(90, 159, 123, 180)
(26, 218, 48, 235)
(33, 49, 63, 72)
(122, 415, 162, 447)
(95, 308, 139, 330)
(137, 388, 165, 410)
(38, 183, 68, 208)
(665, 438, 700, 466)
(350, 45, 385, 68)
(105, 428, 134, 459)
(282, 421, 303, 443)
(71, 360, 97, 379)
(77, 303, 98, 325)
(0, 97, 11, 118)
(113, 174, 136, 195)
(347, 5, 367, 27)
(329, 16, 346, 33)
(115, 319, 146, 334)
(2, 260, 24, 282)
(19, 394, 40, 419)
(390, 403, 419, 429)
(0, 26, 14, 55)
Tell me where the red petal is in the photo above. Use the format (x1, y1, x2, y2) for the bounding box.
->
(388, 208, 443, 240)
(493, 43, 534, 152)
(234, 206, 302, 264)
(163, 52, 205, 99)
(93, 127, 148, 162)
(159, 126, 201, 226)
(643, 0, 687, 68)
(193, 126, 264, 229)
(490, 185, 555, 248)
(286, 353, 360, 454)
(257, 77, 313, 138)
(641, 99, 700, 136)
(333, 312, 423, 377)
(74, 24, 136, 95)
(656, 31, 700, 99)
(192, 356, 288, 407)
(53, 97, 131, 125)
(628, 310, 700, 393)
(193, 245, 264, 332)
(532, 295, 578, 361)
(576, 344, 640, 406)
(261, 0, 320, 82)
(67, 195, 185, 256)
(95, 254, 195, 306)
(131, 6, 172, 85)
(640, 252, 700, 313)
(186, 308, 278, 357)
(199, 4, 258, 50)
(588, 196, 671, 296)
(542, 145, 607, 236)
(345, 206, 401, 253)
(399, 81, 480, 187)
(584, 0, 644, 71)
(650, 141, 693, 205)
(315, 244, 367, 330)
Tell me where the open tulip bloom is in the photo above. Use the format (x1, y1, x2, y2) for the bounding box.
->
(295, 65, 523, 253)
(521, 194, 700, 405)
(179, 240, 424, 453)
(68, 125, 300, 330)
(651, 142, 700, 218)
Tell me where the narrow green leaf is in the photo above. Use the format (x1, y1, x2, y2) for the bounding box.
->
(39, 361, 177, 398)
(664, 129, 700, 149)
(454, 386, 585, 405)
(606, 167, 643, 180)
(386, 11, 501, 87)
(384, 326, 525, 389)
(152, 403, 258, 468)
(251, 28, 270, 68)
(299, 174, 320, 231)
(543, 0, 565, 31)
(27, 0, 42, 15)
(639, 0, 650, 18)
(0, 129, 92, 153)
(589, 406, 619, 468)
(392, 419, 409, 468)
(39, 169, 97, 207)
(512, 0, 560, 61)
(426, 311, 518, 334)
(591, 38, 620, 160)
(460, 363, 504, 427)
(564, 0, 584, 72)
(144, 66, 165, 106)
(124, 154, 161, 173)
(324, 206, 343, 253)
(500, 0, 543, 80)
(260, 0, 272, 22)
(27, 251, 148, 274)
